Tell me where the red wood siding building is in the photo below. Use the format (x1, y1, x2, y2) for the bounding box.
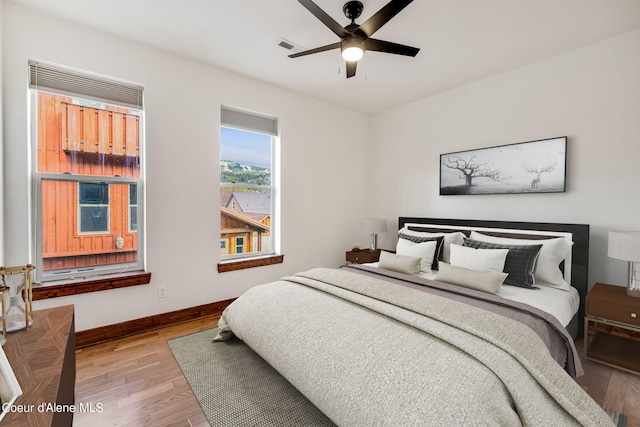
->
(38, 92, 140, 271)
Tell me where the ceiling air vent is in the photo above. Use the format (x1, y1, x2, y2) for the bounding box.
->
(277, 38, 304, 55)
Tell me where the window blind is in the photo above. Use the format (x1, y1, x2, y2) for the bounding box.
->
(221, 106, 278, 136)
(29, 60, 144, 110)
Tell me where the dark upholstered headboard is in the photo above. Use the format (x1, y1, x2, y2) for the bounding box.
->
(398, 217, 590, 337)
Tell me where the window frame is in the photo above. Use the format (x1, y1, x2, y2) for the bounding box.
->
(29, 61, 146, 284)
(219, 106, 279, 265)
(35, 173, 144, 283)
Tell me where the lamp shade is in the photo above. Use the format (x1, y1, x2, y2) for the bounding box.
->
(361, 218, 387, 234)
(608, 231, 640, 262)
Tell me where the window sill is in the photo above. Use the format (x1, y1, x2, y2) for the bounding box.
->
(32, 272, 151, 300)
(218, 254, 284, 273)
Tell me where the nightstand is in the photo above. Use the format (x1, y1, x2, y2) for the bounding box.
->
(584, 282, 640, 375)
(346, 249, 381, 264)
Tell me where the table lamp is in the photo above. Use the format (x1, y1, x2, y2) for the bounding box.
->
(608, 231, 640, 298)
(361, 218, 387, 251)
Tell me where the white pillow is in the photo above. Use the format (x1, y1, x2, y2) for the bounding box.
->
(396, 239, 438, 272)
(449, 244, 509, 273)
(378, 251, 421, 275)
(436, 262, 508, 295)
(398, 227, 465, 263)
(469, 231, 572, 291)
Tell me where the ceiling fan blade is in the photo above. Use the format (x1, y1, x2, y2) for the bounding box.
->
(365, 38, 420, 57)
(357, 0, 413, 38)
(298, 0, 350, 38)
(289, 42, 341, 58)
(345, 61, 358, 78)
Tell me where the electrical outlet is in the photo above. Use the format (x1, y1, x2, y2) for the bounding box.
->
(158, 286, 167, 299)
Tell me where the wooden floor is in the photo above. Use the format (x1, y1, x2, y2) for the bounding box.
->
(74, 316, 218, 427)
(575, 338, 640, 427)
(74, 318, 640, 427)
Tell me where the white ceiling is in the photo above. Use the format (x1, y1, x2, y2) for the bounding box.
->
(9, 0, 640, 114)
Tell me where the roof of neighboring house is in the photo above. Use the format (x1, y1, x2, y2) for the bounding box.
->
(220, 188, 234, 206)
(220, 206, 269, 232)
(240, 212, 270, 223)
(227, 192, 270, 214)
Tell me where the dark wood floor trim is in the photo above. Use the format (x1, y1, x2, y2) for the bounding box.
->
(75, 298, 235, 348)
(33, 272, 152, 300)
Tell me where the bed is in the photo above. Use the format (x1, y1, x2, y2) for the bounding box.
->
(215, 218, 614, 426)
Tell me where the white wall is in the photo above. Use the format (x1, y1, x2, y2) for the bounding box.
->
(370, 29, 640, 289)
(2, 2, 371, 331)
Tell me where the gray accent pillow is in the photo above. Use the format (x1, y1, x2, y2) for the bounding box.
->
(398, 233, 445, 269)
(462, 238, 542, 288)
(378, 251, 421, 275)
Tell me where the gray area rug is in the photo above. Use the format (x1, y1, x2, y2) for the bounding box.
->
(167, 327, 336, 427)
(602, 406, 627, 427)
(168, 328, 627, 427)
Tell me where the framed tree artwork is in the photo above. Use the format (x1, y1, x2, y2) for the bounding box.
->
(439, 136, 567, 195)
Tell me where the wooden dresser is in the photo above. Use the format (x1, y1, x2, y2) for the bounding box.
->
(2, 305, 76, 426)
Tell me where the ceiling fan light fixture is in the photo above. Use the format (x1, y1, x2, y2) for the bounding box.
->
(341, 37, 364, 61)
(291, 0, 420, 78)
(342, 46, 364, 61)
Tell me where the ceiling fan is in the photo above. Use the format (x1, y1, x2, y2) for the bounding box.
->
(289, 0, 420, 78)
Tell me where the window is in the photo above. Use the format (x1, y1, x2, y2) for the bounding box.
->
(220, 107, 278, 261)
(78, 183, 110, 234)
(30, 61, 145, 282)
(129, 184, 138, 232)
(235, 237, 245, 254)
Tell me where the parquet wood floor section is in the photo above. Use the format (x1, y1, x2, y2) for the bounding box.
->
(74, 319, 640, 426)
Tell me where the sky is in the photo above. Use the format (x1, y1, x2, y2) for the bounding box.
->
(220, 127, 272, 169)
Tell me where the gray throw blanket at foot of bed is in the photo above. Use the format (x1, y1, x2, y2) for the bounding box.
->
(215, 268, 614, 426)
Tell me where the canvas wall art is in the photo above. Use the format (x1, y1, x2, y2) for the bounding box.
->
(440, 136, 567, 195)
